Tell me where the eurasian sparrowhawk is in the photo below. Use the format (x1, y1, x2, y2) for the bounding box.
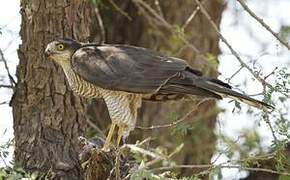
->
(45, 38, 272, 150)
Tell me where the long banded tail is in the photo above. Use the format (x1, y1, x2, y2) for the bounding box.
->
(194, 78, 273, 110)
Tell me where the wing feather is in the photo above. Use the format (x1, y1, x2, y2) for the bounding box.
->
(71, 44, 189, 93)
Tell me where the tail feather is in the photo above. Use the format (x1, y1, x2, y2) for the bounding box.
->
(194, 78, 273, 110)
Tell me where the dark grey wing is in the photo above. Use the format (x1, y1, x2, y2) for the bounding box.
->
(71, 44, 189, 93)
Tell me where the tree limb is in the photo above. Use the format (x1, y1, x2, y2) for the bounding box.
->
(0, 48, 16, 89)
(151, 164, 290, 176)
(237, 0, 290, 51)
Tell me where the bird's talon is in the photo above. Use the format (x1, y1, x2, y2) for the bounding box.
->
(81, 159, 90, 169)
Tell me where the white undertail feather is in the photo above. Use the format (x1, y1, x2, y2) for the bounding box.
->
(201, 80, 273, 110)
(216, 93, 267, 109)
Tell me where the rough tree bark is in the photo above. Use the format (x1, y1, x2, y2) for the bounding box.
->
(12, 0, 101, 179)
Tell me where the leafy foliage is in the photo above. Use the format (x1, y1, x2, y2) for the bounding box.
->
(0, 138, 36, 179)
(0, 166, 37, 180)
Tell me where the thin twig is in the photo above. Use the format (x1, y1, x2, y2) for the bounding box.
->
(124, 143, 183, 174)
(0, 49, 16, 88)
(237, 0, 290, 51)
(226, 66, 244, 83)
(264, 67, 278, 80)
(0, 155, 7, 167)
(133, 0, 171, 28)
(193, 0, 282, 98)
(0, 84, 13, 89)
(126, 144, 162, 158)
(262, 85, 278, 143)
(134, 0, 288, 99)
(194, 1, 261, 83)
(86, 118, 106, 138)
(132, 0, 207, 60)
(108, 0, 132, 21)
(211, 136, 242, 164)
(154, 0, 164, 19)
(0, 101, 9, 105)
(95, 7, 106, 44)
(151, 164, 290, 176)
(136, 99, 208, 130)
(182, 6, 200, 30)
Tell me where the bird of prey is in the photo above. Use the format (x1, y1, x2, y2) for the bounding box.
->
(45, 38, 272, 150)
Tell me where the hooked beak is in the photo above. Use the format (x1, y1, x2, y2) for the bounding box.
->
(44, 43, 56, 59)
(44, 48, 52, 58)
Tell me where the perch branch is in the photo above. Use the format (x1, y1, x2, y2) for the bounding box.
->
(237, 0, 290, 51)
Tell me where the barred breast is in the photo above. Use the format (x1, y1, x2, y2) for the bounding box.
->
(61, 64, 102, 98)
(61, 63, 142, 136)
(101, 90, 142, 133)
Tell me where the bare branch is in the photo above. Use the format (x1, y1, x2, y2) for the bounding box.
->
(0, 101, 9, 105)
(237, 0, 290, 51)
(124, 144, 162, 159)
(108, 0, 132, 21)
(86, 118, 106, 138)
(262, 84, 278, 142)
(264, 67, 278, 80)
(151, 164, 290, 176)
(0, 155, 7, 167)
(0, 48, 16, 88)
(193, 0, 285, 98)
(193, 0, 261, 81)
(154, 0, 164, 19)
(123, 142, 183, 175)
(95, 7, 106, 44)
(182, 6, 200, 30)
(132, 0, 206, 60)
(133, 0, 171, 28)
(226, 66, 244, 83)
(136, 99, 208, 130)
(0, 84, 13, 89)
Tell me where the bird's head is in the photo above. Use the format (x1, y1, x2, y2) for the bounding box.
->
(45, 38, 81, 63)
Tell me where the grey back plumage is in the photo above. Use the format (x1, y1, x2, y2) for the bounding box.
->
(71, 44, 188, 94)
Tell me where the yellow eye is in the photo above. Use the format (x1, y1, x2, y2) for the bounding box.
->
(56, 43, 64, 51)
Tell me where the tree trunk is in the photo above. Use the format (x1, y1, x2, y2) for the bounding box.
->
(12, 0, 101, 179)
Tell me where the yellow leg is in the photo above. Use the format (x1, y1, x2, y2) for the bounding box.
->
(116, 125, 125, 147)
(102, 123, 116, 151)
